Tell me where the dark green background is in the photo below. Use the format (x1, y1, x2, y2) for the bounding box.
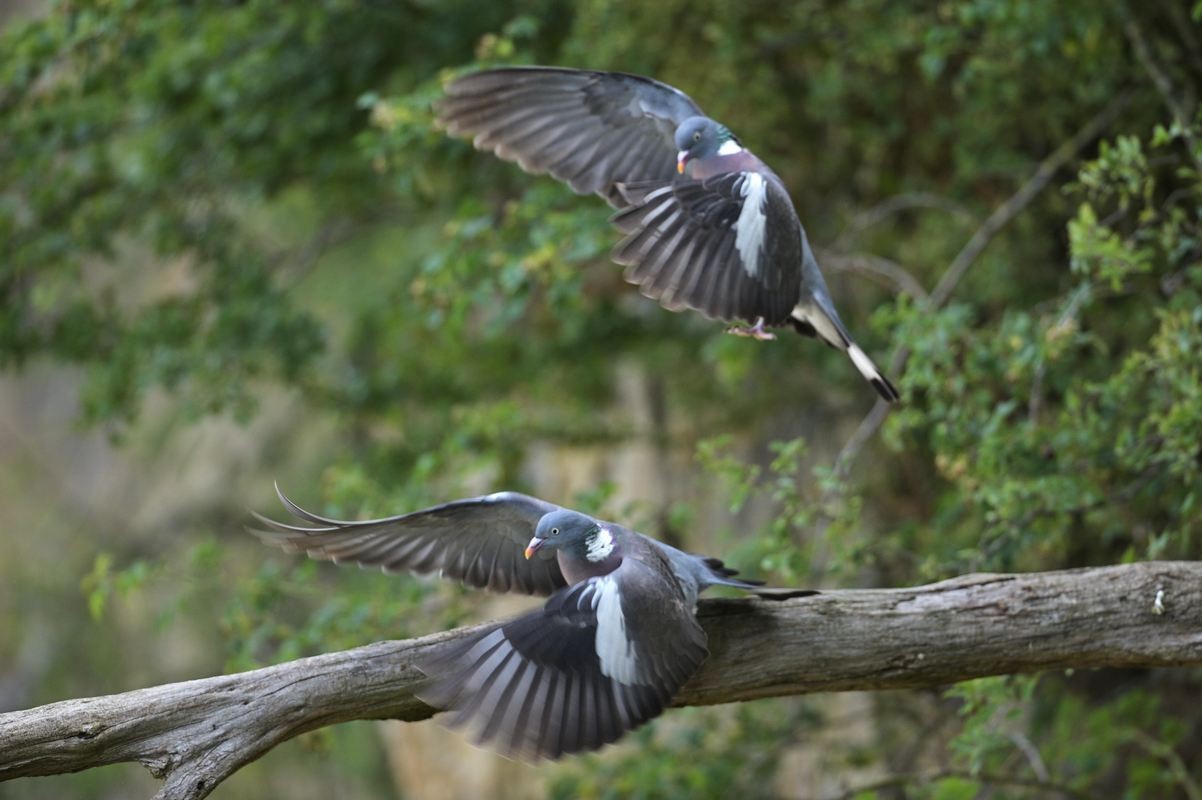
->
(1, 1, 1199, 797)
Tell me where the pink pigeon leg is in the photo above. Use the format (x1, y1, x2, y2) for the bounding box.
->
(725, 317, 776, 341)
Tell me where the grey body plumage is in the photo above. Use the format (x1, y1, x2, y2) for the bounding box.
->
(250, 484, 811, 760)
(438, 66, 900, 402)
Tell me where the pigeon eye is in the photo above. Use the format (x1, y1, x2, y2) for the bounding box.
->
(551, 527, 560, 536)
(692, 131, 702, 143)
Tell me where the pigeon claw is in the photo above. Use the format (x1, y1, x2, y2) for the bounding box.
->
(726, 318, 776, 341)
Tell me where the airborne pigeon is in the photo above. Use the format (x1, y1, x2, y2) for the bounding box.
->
(437, 66, 900, 403)
(250, 485, 812, 760)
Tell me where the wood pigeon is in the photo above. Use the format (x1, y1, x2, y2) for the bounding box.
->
(250, 485, 812, 760)
(437, 66, 900, 403)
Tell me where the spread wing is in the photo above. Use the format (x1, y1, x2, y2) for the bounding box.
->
(610, 173, 803, 325)
(437, 66, 704, 207)
(417, 558, 708, 760)
(249, 485, 567, 596)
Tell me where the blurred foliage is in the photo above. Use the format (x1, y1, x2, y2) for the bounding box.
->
(3, 0, 1202, 797)
(549, 701, 822, 799)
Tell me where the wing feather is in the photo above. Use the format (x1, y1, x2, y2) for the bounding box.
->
(416, 560, 707, 761)
(438, 66, 704, 206)
(610, 172, 802, 324)
(248, 487, 567, 596)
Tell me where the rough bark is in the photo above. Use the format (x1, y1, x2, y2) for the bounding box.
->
(2, 561, 1200, 799)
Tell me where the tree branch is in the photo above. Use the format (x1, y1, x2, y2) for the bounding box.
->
(927, 89, 1133, 309)
(832, 192, 977, 249)
(817, 248, 929, 301)
(3, 562, 1200, 799)
(1122, 9, 1202, 174)
(831, 89, 1134, 479)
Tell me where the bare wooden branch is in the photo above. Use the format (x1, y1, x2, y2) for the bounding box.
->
(3, 562, 1200, 800)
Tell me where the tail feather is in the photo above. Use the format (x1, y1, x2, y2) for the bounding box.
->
(701, 556, 751, 580)
(709, 574, 821, 600)
(701, 556, 820, 601)
(790, 302, 900, 404)
(847, 343, 900, 403)
(745, 586, 821, 601)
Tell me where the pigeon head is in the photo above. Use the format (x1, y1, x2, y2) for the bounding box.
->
(524, 509, 614, 563)
(674, 116, 740, 174)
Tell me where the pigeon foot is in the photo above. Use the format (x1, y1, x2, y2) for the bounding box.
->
(726, 318, 776, 341)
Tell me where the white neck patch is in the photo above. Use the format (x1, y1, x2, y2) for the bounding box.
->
(717, 139, 744, 156)
(585, 527, 615, 562)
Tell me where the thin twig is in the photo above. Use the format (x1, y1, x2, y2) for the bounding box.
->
(1160, 0, 1202, 79)
(1009, 731, 1051, 782)
(819, 249, 929, 301)
(1129, 729, 1202, 800)
(1123, 10, 1202, 174)
(831, 90, 1133, 479)
(275, 217, 360, 284)
(832, 400, 891, 479)
(835, 191, 977, 248)
(928, 91, 1133, 309)
(828, 769, 1093, 800)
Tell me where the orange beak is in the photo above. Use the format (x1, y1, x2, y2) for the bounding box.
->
(524, 536, 543, 560)
(676, 150, 688, 174)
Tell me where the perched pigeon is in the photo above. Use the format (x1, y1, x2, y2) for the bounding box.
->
(250, 485, 812, 760)
(437, 66, 900, 403)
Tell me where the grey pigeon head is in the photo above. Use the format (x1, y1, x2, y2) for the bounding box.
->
(674, 116, 737, 172)
(526, 508, 602, 560)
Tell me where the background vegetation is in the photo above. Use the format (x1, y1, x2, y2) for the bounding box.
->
(2, 0, 1200, 797)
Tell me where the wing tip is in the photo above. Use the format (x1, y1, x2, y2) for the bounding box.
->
(246, 509, 329, 536)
